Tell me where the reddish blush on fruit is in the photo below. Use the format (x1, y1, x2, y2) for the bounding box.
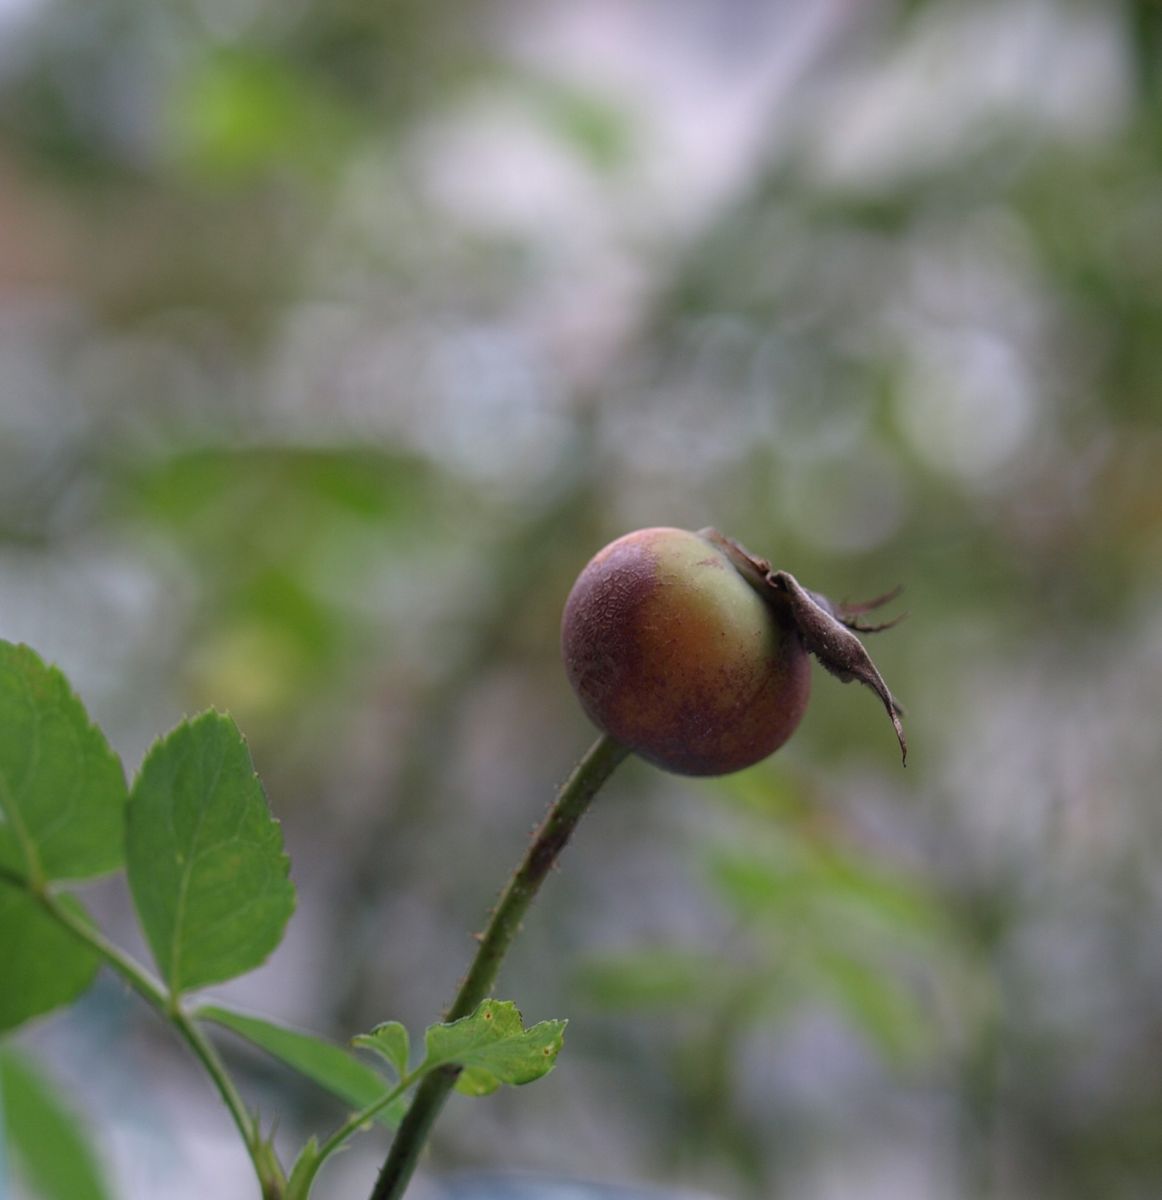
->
(561, 527, 811, 776)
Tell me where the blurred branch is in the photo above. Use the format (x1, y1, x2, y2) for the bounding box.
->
(1127, 0, 1162, 116)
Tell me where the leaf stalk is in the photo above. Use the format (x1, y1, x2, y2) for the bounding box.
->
(6, 873, 283, 1197)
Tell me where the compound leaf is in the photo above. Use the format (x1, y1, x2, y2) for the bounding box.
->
(126, 711, 294, 994)
(421, 1000, 565, 1098)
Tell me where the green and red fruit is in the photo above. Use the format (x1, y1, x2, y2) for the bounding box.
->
(561, 527, 810, 776)
(561, 527, 907, 775)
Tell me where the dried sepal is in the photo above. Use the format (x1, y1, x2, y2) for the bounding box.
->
(810, 585, 907, 634)
(700, 528, 908, 764)
(769, 571, 907, 764)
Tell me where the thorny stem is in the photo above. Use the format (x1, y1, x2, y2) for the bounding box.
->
(368, 732, 631, 1200)
(0, 867, 282, 1198)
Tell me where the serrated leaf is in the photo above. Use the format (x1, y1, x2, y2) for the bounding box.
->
(352, 1021, 409, 1080)
(0, 642, 127, 883)
(126, 711, 295, 994)
(422, 1000, 565, 1097)
(0, 878, 100, 1033)
(196, 1005, 401, 1125)
(0, 1049, 112, 1200)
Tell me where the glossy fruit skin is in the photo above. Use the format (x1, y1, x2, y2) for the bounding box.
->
(561, 527, 811, 776)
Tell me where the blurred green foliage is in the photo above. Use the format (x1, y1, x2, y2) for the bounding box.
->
(0, 1050, 112, 1200)
(2, 0, 1161, 1198)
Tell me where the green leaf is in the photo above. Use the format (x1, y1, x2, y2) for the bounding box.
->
(286, 1137, 321, 1200)
(0, 878, 100, 1033)
(421, 1000, 566, 1098)
(0, 1049, 112, 1200)
(0, 642, 127, 883)
(195, 1005, 400, 1125)
(454, 1068, 500, 1097)
(126, 711, 295, 994)
(352, 1021, 410, 1080)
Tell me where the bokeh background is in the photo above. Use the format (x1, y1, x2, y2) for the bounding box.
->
(3, 0, 1162, 1197)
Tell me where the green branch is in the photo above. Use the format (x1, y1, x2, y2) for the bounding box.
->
(10, 874, 283, 1198)
(368, 732, 630, 1200)
(319, 1075, 413, 1164)
(288, 1073, 416, 1198)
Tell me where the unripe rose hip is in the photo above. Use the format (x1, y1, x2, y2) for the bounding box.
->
(562, 527, 907, 775)
(561, 527, 810, 775)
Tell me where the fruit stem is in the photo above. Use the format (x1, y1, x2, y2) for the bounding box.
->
(368, 732, 631, 1200)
